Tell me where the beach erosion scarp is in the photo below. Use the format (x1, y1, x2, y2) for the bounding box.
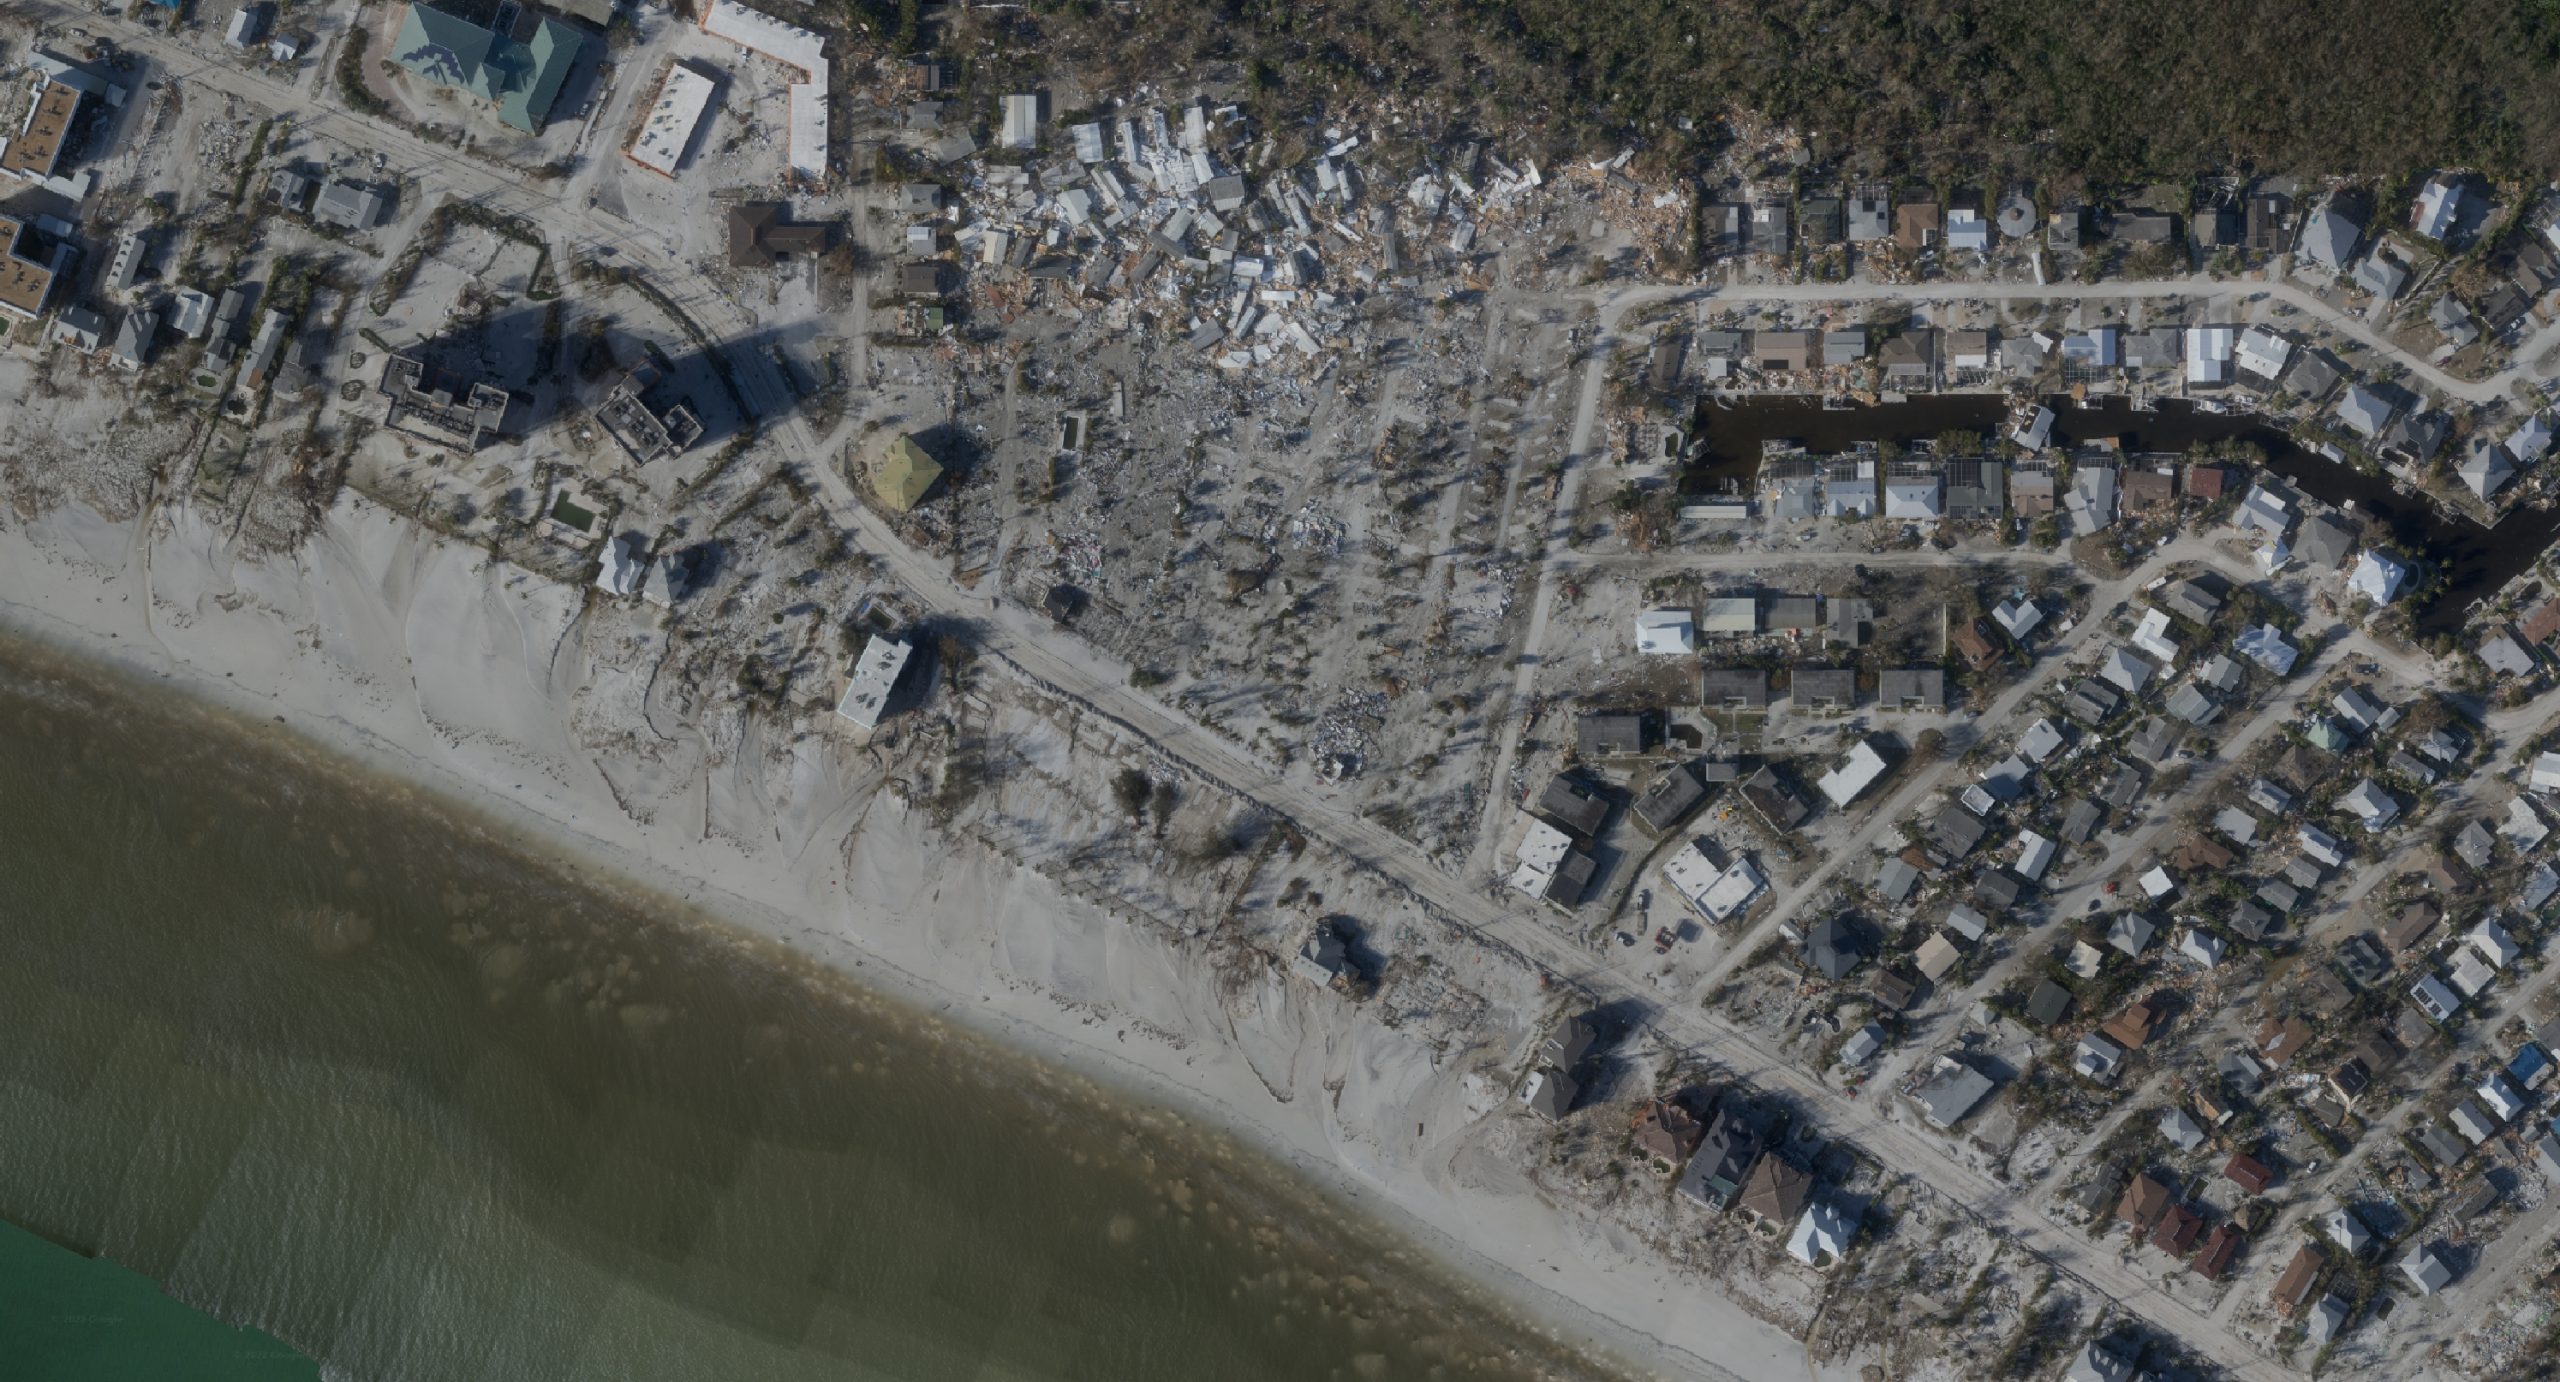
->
(0, 492, 1828, 1382)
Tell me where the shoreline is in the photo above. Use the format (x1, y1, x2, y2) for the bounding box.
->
(0, 496, 1820, 1382)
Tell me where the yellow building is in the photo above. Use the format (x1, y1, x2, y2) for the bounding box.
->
(870, 434, 942, 512)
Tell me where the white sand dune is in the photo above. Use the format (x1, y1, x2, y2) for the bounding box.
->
(0, 494, 1836, 1382)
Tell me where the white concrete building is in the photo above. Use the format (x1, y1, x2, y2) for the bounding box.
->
(834, 636, 913, 730)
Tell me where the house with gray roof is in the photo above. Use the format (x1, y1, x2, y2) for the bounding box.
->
(2066, 678, 2123, 726)
(1878, 668, 1945, 710)
(1846, 193, 1890, 243)
(2353, 252, 2409, 301)
(2481, 629, 2537, 677)
(2337, 384, 2396, 439)
(2281, 348, 2344, 401)
(2294, 514, 2357, 568)
(2461, 437, 2517, 501)
(1631, 762, 1706, 836)
(1792, 667, 1857, 710)
(2161, 579, 2223, 625)
(2130, 716, 2182, 764)
(1930, 804, 1988, 858)
(1876, 856, 1920, 904)
(1806, 916, 1865, 980)
(2387, 409, 2452, 462)
(1702, 668, 1771, 709)
(2061, 798, 2103, 843)
(1912, 1057, 1996, 1128)
(2299, 205, 2362, 272)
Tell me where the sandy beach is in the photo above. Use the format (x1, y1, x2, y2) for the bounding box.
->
(0, 492, 1842, 1382)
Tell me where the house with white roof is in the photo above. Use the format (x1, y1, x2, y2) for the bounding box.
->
(2016, 830, 2057, 881)
(2473, 918, 2522, 968)
(2449, 948, 2497, 997)
(2413, 177, 2465, 241)
(1662, 842, 1723, 917)
(2479, 1072, 2528, 1122)
(1699, 856, 1769, 922)
(2180, 928, 2227, 968)
(2324, 1205, 2373, 1256)
(2236, 624, 2299, 675)
(2505, 796, 2551, 850)
(1817, 739, 1891, 809)
(2236, 484, 2292, 536)
(2299, 824, 2346, 868)
(2511, 413, 2554, 464)
(2411, 973, 2462, 1022)
(2185, 325, 2236, 385)
(1787, 1198, 1853, 1266)
(1946, 206, 1989, 252)
(1509, 817, 1584, 902)
(2401, 1243, 2455, 1295)
(1992, 596, 2044, 641)
(2132, 608, 2180, 664)
(833, 636, 913, 729)
(2342, 779, 2400, 831)
(1636, 608, 1695, 654)
(2349, 550, 2407, 605)
(2532, 752, 2560, 793)
(2074, 1032, 2125, 1082)
(701, 0, 833, 182)
(2067, 465, 2117, 530)
(2018, 717, 2067, 764)
(2236, 325, 2293, 380)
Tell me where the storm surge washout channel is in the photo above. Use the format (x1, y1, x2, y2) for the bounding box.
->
(0, 635, 1619, 1382)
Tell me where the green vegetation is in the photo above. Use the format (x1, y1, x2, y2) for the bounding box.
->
(1014, 0, 2560, 181)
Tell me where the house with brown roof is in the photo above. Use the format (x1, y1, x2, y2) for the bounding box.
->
(2255, 1015, 2312, 1066)
(1736, 1155, 1813, 1228)
(2173, 832, 2234, 872)
(2116, 1173, 2171, 1230)
(1633, 1098, 1705, 1167)
(2186, 464, 2232, 499)
(2192, 1223, 2243, 1279)
(1953, 620, 2002, 671)
(0, 76, 86, 182)
(2152, 1203, 2205, 1255)
(2524, 598, 2560, 646)
(2273, 1243, 2325, 1312)
(1895, 201, 1941, 251)
(1757, 330, 1813, 373)
(0, 216, 73, 322)
(2100, 994, 2168, 1050)
(2122, 468, 2176, 513)
(2385, 900, 2441, 952)
(727, 202, 834, 267)
(2225, 1153, 2275, 1195)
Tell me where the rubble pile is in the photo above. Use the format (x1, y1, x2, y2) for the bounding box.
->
(933, 94, 1553, 379)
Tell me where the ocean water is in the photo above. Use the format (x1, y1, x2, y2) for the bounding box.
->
(0, 1217, 315, 1381)
(0, 636, 1618, 1382)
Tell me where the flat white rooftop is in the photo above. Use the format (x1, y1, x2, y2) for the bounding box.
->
(700, 0, 829, 181)
(628, 63, 717, 178)
(835, 637, 911, 730)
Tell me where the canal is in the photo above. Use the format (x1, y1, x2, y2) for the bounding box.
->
(1686, 394, 2560, 635)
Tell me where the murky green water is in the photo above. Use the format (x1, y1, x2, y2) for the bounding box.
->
(0, 635, 1617, 1382)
